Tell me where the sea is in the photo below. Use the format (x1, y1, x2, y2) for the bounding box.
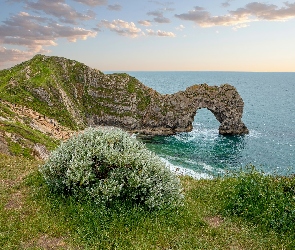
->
(106, 71, 295, 179)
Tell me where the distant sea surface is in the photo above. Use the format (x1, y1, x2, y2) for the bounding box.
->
(106, 71, 295, 178)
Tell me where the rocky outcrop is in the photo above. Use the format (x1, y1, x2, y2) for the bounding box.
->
(0, 55, 248, 137)
(169, 84, 249, 135)
(87, 82, 249, 136)
(81, 73, 248, 135)
(32, 143, 50, 160)
(0, 99, 74, 159)
(0, 132, 11, 155)
(1, 100, 75, 140)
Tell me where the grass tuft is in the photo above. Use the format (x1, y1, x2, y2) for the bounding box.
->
(219, 166, 295, 236)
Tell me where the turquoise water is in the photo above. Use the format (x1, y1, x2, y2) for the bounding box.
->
(109, 71, 295, 178)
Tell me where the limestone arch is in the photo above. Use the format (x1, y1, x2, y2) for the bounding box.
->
(167, 84, 249, 135)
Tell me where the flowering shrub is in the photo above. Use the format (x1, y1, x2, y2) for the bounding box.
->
(39, 127, 183, 209)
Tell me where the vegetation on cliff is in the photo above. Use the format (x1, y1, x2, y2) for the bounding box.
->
(0, 54, 153, 158)
(0, 54, 156, 132)
(0, 54, 248, 146)
(0, 55, 80, 130)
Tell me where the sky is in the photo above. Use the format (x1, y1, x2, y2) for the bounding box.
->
(1, 0, 295, 72)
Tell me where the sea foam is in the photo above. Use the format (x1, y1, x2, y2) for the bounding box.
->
(161, 157, 213, 180)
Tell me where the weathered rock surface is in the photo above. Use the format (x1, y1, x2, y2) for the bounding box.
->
(33, 143, 50, 160)
(1, 100, 75, 140)
(0, 132, 11, 155)
(0, 54, 248, 138)
(80, 73, 249, 136)
(87, 81, 249, 135)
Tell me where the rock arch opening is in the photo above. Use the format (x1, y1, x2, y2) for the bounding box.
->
(193, 108, 220, 132)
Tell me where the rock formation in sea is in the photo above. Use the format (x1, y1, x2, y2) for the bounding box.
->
(86, 79, 249, 135)
(0, 54, 249, 155)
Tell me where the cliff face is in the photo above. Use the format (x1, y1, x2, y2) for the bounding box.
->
(0, 55, 248, 156)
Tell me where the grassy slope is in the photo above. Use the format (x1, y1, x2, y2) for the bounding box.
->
(0, 101, 59, 158)
(0, 55, 155, 133)
(0, 55, 146, 158)
(0, 55, 79, 130)
(1, 154, 293, 249)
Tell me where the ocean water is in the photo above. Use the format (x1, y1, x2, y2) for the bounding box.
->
(109, 71, 295, 178)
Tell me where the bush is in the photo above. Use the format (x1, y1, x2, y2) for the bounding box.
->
(220, 167, 295, 234)
(39, 127, 183, 209)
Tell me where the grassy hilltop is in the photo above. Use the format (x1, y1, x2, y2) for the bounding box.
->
(0, 54, 153, 130)
(0, 54, 87, 130)
(0, 54, 153, 158)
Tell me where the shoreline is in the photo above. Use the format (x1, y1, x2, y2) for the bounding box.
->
(161, 157, 214, 180)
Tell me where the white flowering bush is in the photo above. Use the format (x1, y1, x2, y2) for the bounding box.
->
(39, 127, 183, 209)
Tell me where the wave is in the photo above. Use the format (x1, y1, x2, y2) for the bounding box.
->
(174, 124, 219, 143)
(247, 129, 262, 138)
(161, 157, 213, 180)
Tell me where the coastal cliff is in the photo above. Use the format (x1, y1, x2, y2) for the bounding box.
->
(0, 55, 248, 157)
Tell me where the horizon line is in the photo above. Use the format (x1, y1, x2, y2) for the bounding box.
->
(103, 70, 295, 73)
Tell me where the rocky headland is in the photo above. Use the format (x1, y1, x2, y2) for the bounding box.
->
(0, 54, 248, 158)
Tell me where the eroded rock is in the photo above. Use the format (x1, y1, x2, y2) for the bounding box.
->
(0, 133, 11, 155)
(33, 143, 50, 160)
(84, 77, 249, 135)
(1, 55, 249, 137)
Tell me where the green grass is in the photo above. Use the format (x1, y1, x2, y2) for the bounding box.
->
(219, 166, 295, 235)
(1, 154, 294, 249)
(0, 55, 80, 130)
(0, 120, 59, 158)
(0, 103, 16, 119)
(0, 121, 59, 150)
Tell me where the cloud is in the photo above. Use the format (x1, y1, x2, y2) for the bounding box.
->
(5, 0, 25, 3)
(107, 4, 122, 11)
(221, 0, 234, 8)
(99, 19, 142, 38)
(72, 0, 107, 6)
(0, 46, 36, 68)
(138, 20, 152, 26)
(99, 19, 176, 38)
(0, 11, 97, 68)
(232, 23, 249, 31)
(147, 10, 170, 23)
(51, 24, 97, 42)
(26, 0, 96, 24)
(146, 29, 176, 37)
(175, 2, 295, 28)
(165, 7, 175, 11)
(230, 2, 295, 20)
(175, 6, 247, 27)
(175, 24, 185, 31)
(148, 1, 173, 7)
(148, 1, 174, 11)
(0, 12, 96, 43)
